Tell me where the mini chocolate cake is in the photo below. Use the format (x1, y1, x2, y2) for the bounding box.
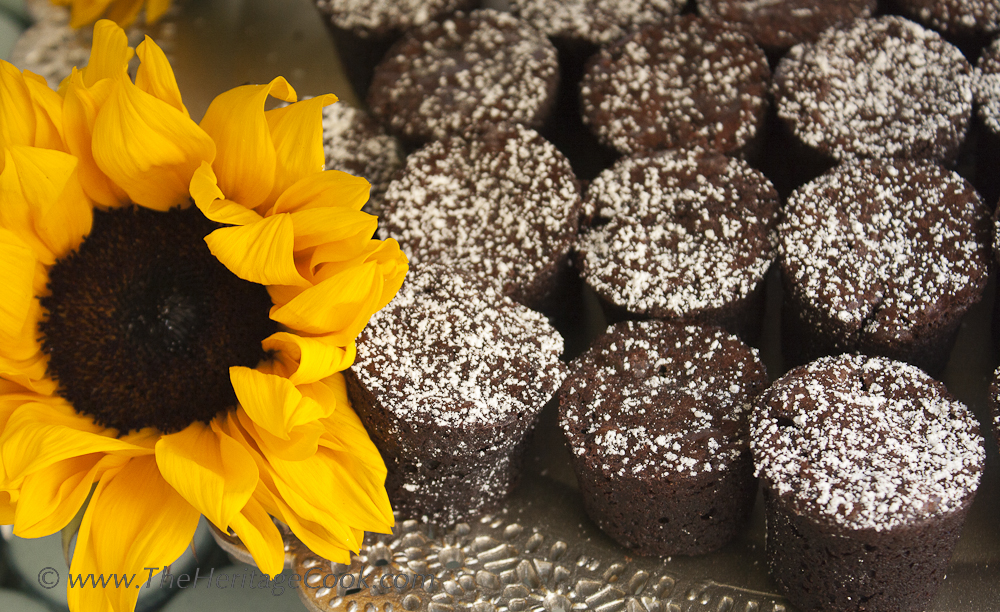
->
(507, 0, 685, 46)
(893, 0, 1000, 39)
(695, 0, 876, 54)
(774, 16, 974, 164)
(751, 354, 984, 612)
(380, 123, 582, 311)
(346, 263, 567, 525)
(779, 159, 990, 374)
(975, 37, 1000, 206)
(321, 103, 404, 215)
(575, 149, 779, 339)
(367, 9, 559, 144)
(313, 0, 478, 99)
(579, 17, 770, 157)
(559, 320, 768, 556)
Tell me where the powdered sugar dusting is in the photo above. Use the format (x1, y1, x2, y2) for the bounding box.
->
(368, 9, 558, 142)
(695, 0, 876, 51)
(314, 0, 473, 37)
(976, 37, 1000, 136)
(577, 149, 778, 318)
(752, 354, 984, 531)
(579, 17, 770, 156)
(353, 263, 566, 429)
(507, 0, 685, 45)
(381, 124, 581, 307)
(896, 0, 1000, 36)
(775, 16, 973, 162)
(560, 321, 768, 477)
(321, 103, 404, 215)
(780, 159, 989, 344)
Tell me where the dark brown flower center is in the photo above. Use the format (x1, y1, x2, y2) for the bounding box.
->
(40, 205, 276, 434)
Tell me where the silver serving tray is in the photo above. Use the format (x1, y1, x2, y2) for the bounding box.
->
(12, 1, 1000, 610)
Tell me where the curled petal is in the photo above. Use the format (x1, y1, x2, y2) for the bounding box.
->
(80, 20, 133, 86)
(0, 229, 38, 343)
(62, 71, 129, 207)
(200, 79, 296, 211)
(155, 421, 258, 532)
(227, 495, 284, 577)
(190, 161, 263, 225)
(261, 332, 355, 385)
(271, 169, 371, 215)
(270, 261, 383, 342)
(135, 35, 187, 116)
(1, 62, 64, 154)
(92, 74, 216, 210)
(203, 214, 306, 287)
(264, 94, 337, 202)
(230, 366, 329, 443)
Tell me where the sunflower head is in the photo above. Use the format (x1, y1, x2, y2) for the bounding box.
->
(0, 19, 407, 612)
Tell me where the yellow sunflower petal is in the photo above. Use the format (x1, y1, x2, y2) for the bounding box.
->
(23, 71, 66, 151)
(199, 79, 296, 211)
(14, 453, 127, 538)
(261, 332, 355, 385)
(227, 496, 285, 577)
(1, 146, 92, 265)
(1, 401, 151, 484)
(203, 214, 306, 286)
(62, 71, 129, 207)
(135, 35, 187, 116)
(289, 207, 377, 252)
(269, 261, 384, 342)
(0, 491, 14, 524)
(69, 457, 200, 612)
(266, 492, 354, 564)
(104, 0, 145, 29)
(229, 367, 329, 437)
(154, 420, 258, 531)
(318, 377, 387, 478)
(92, 73, 216, 211)
(270, 169, 371, 215)
(146, 0, 172, 23)
(81, 20, 133, 87)
(190, 161, 264, 225)
(0, 62, 36, 152)
(264, 94, 336, 202)
(0, 228, 38, 341)
(65, 465, 121, 612)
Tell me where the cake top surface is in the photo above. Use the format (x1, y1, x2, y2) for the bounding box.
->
(751, 354, 984, 532)
(577, 149, 778, 318)
(896, 0, 1000, 36)
(353, 263, 566, 428)
(314, 0, 473, 37)
(775, 16, 973, 162)
(695, 0, 876, 51)
(507, 0, 685, 45)
(780, 159, 989, 341)
(976, 37, 1000, 136)
(321, 103, 403, 215)
(560, 321, 768, 477)
(382, 123, 581, 307)
(579, 17, 770, 156)
(367, 9, 558, 142)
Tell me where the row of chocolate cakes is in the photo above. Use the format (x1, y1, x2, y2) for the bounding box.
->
(307, 2, 1000, 612)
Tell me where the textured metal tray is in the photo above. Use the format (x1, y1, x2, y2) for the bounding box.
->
(12, 1, 1000, 611)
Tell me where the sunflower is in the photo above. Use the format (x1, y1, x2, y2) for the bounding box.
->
(0, 19, 408, 612)
(50, 0, 171, 28)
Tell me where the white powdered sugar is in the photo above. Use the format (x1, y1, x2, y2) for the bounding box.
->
(381, 124, 580, 307)
(775, 16, 973, 162)
(751, 354, 984, 531)
(507, 0, 685, 45)
(368, 9, 558, 142)
(353, 263, 566, 432)
(976, 37, 1000, 135)
(321, 103, 404, 215)
(577, 149, 778, 318)
(315, 0, 472, 36)
(580, 17, 770, 156)
(695, 0, 876, 50)
(896, 0, 1000, 35)
(780, 159, 988, 342)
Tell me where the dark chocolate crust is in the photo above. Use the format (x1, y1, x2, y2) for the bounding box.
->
(774, 16, 973, 163)
(894, 0, 1000, 37)
(381, 123, 582, 311)
(579, 17, 770, 156)
(751, 354, 984, 612)
(560, 321, 768, 555)
(575, 149, 778, 339)
(367, 9, 559, 144)
(696, 0, 876, 52)
(779, 159, 990, 374)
